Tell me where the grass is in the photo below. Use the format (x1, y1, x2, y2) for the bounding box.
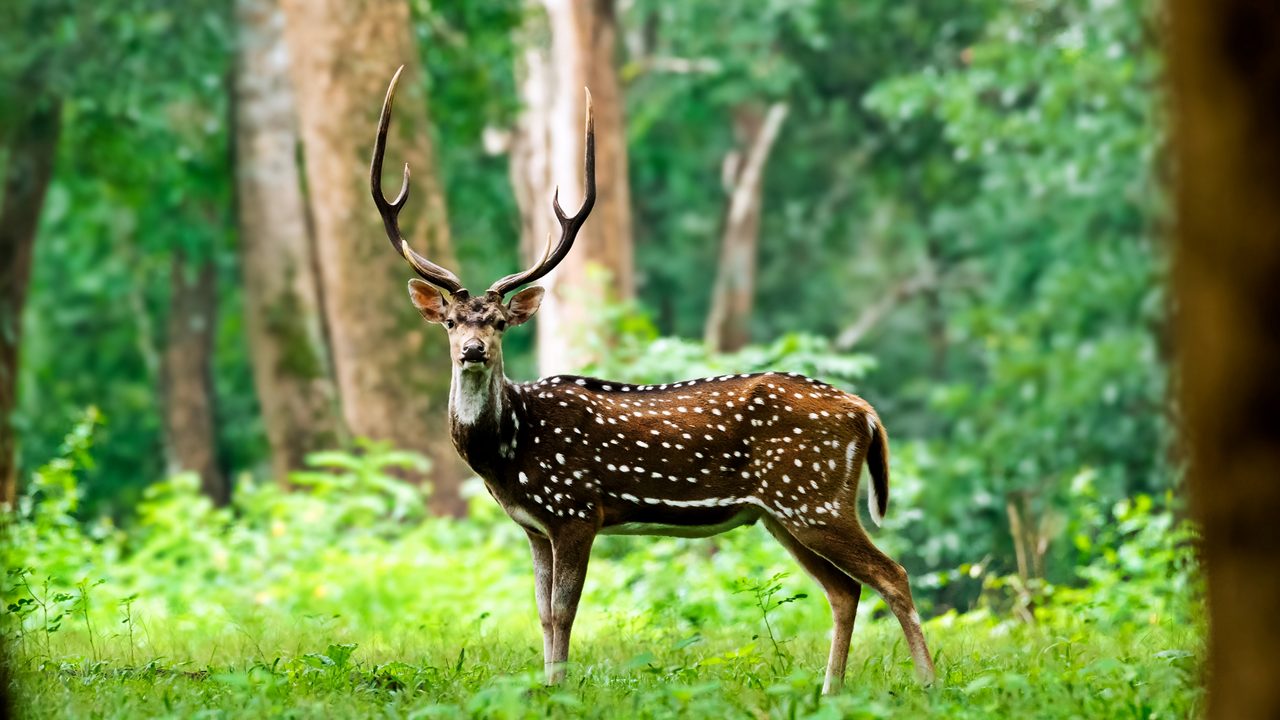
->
(8, 605, 1201, 719)
(5, 456, 1205, 718)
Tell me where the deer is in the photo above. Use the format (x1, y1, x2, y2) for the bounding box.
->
(370, 66, 936, 694)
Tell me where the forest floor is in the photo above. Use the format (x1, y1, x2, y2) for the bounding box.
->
(9, 614, 1200, 719)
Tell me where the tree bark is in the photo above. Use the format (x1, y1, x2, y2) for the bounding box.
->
(510, 12, 556, 287)
(1170, 2, 1280, 718)
(278, 0, 467, 516)
(0, 99, 60, 506)
(704, 102, 788, 352)
(233, 0, 344, 483)
(512, 0, 634, 375)
(162, 253, 228, 505)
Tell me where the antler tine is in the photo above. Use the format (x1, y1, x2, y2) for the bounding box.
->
(488, 88, 596, 297)
(538, 230, 554, 266)
(371, 65, 465, 295)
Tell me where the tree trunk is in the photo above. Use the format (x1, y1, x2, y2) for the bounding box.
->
(233, 0, 343, 483)
(278, 0, 467, 516)
(162, 253, 228, 505)
(0, 99, 60, 506)
(510, 12, 557, 291)
(704, 102, 788, 352)
(512, 0, 634, 375)
(1170, 2, 1280, 718)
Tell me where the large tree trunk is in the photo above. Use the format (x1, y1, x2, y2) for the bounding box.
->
(704, 102, 788, 353)
(0, 99, 60, 507)
(233, 0, 343, 483)
(512, 0, 634, 375)
(1170, 2, 1280, 718)
(278, 0, 467, 516)
(162, 253, 228, 505)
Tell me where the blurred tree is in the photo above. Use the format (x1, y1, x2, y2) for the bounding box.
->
(621, 0, 983, 348)
(511, 0, 634, 374)
(10, 0, 250, 516)
(1171, 0, 1280, 717)
(0, 98, 61, 506)
(278, 0, 467, 516)
(0, 0, 69, 505)
(162, 252, 226, 504)
(233, 0, 343, 482)
(509, 8, 556, 309)
(704, 101, 788, 352)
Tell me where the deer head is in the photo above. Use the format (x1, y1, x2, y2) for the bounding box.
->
(371, 65, 594, 377)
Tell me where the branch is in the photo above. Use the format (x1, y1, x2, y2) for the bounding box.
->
(834, 266, 936, 350)
(629, 55, 723, 76)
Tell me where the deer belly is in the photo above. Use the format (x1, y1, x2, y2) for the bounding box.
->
(600, 507, 761, 538)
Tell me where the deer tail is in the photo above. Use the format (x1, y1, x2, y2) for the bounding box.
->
(865, 414, 890, 527)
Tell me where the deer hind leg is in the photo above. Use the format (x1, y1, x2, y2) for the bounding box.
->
(763, 517, 862, 694)
(789, 522, 936, 685)
(545, 523, 596, 685)
(525, 529, 555, 666)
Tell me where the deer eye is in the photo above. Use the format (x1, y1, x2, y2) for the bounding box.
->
(445, 319, 456, 329)
(495, 319, 507, 332)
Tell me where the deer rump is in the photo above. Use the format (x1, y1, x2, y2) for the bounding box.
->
(504, 371, 885, 538)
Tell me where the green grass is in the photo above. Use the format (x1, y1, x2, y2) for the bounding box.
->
(5, 455, 1204, 718)
(9, 607, 1200, 719)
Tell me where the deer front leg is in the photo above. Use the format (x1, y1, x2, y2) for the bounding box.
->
(526, 529, 554, 664)
(546, 524, 595, 685)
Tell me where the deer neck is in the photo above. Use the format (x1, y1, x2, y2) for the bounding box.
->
(450, 359, 507, 428)
(448, 359, 514, 476)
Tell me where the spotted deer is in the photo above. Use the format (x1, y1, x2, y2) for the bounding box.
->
(371, 67, 935, 693)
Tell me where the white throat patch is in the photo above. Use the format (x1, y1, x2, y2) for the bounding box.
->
(451, 365, 502, 426)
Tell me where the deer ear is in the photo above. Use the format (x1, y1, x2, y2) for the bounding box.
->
(506, 286, 545, 327)
(408, 279, 449, 324)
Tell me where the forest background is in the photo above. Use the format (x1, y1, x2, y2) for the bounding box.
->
(1, 0, 1201, 717)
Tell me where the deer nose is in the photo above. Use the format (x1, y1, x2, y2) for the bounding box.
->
(460, 340, 486, 362)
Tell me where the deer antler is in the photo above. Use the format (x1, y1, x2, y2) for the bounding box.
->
(488, 88, 596, 297)
(371, 65, 466, 296)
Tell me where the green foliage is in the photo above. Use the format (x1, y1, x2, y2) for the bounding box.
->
(625, 0, 992, 340)
(4, 423, 1202, 718)
(12, 0, 1170, 544)
(851, 0, 1169, 593)
(585, 325, 876, 392)
(7, 0, 1184, 711)
(11, 0, 245, 514)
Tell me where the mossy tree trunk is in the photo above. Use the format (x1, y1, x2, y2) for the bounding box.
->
(233, 0, 344, 483)
(1170, 2, 1280, 717)
(278, 0, 467, 516)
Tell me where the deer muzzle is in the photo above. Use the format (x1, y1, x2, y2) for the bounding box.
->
(460, 339, 487, 365)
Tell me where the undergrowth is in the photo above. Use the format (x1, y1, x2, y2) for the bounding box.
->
(3, 413, 1203, 718)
